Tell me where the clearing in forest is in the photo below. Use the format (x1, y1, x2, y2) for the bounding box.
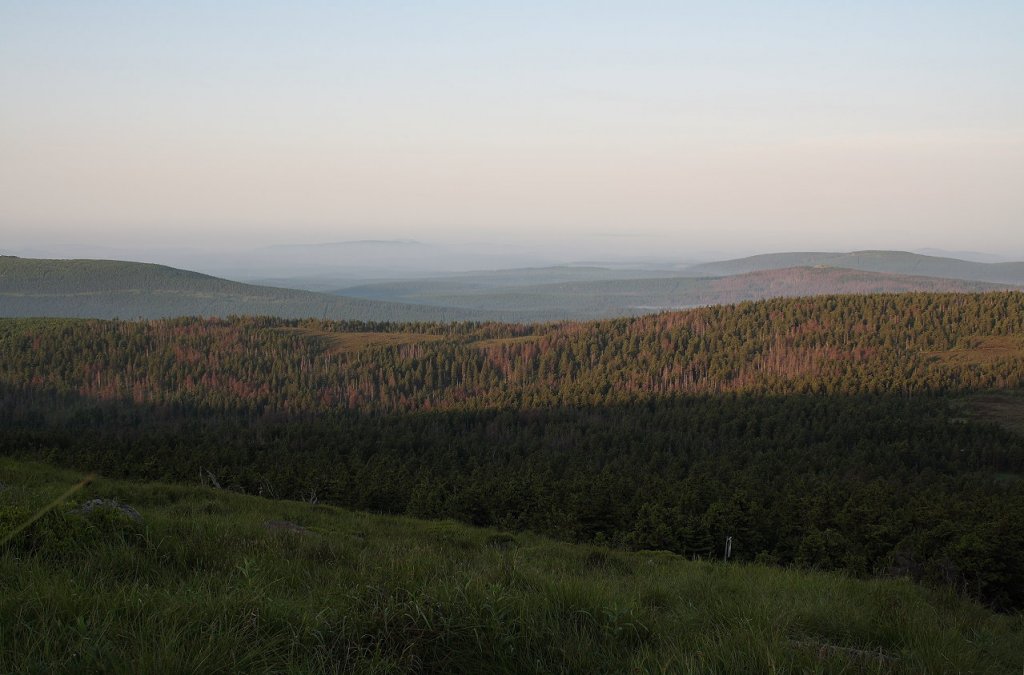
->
(470, 335, 542, 349)
(924, 336, 1024, 366)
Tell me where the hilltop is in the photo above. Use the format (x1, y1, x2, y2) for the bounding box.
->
(1, 458, 1020, 673)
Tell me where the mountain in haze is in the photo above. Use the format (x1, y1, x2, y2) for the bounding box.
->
(913, 248, 1016, 264)
(264, 239, 424, 249)
(337, 265, 1011, 320)
(220, 239, 562, 283)
(334, 265, 681, 293)
(677, 250, 1024, 285)
(0, 256, 497, 322)
(2, 254, 1016, 324)
(254, 264, 682, 294)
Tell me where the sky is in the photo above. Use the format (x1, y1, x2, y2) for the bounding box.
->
(1, 1, 1022, 263)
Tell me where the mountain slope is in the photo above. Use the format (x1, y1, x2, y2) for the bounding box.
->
(679, 250, 1024, 284)
(0, 256, 497, 322)
(1, 458, 1019, 673)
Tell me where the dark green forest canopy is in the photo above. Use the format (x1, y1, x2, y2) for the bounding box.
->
(3, 292, 1024, 608)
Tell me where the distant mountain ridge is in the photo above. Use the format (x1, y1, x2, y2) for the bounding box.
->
(1, 252, 1018, 323)
(0, 256, 497, 322)
(265, 239, 423, 249)
(337, 264, 1011, 320)
(678, 250, 1024, 285)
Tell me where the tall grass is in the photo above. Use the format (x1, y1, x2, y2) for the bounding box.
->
(1, 458, 1021, 673)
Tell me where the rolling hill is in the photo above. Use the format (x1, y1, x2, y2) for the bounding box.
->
(677, 250, 1024, 285)
(0, 256, 498, 323)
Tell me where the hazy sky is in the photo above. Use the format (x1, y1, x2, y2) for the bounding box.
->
(2, 1, 1022, 259)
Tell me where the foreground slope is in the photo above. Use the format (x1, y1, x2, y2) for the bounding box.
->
(1, 459, 1020, 673)
(679, 250, 1024, 285)
(0, 256, 496, 322)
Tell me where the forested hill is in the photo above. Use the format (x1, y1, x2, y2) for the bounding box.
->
(3, 292, 1024, 608)
(0, 256, 497, 323)
(680, 250, 1024, 285)
(4, 291, 1019, 414)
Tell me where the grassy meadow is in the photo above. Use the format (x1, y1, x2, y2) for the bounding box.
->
(1, 458, 1021, 673)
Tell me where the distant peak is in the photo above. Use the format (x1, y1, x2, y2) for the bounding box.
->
(332, 239, 422, 246)
(266, 239, 423, 250)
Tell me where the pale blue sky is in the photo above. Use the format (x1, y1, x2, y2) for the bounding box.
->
(2, 1, 1022, 258)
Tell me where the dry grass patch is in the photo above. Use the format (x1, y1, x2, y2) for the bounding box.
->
(925, 336, 1024, 366)
(470, 335, 542, 349)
